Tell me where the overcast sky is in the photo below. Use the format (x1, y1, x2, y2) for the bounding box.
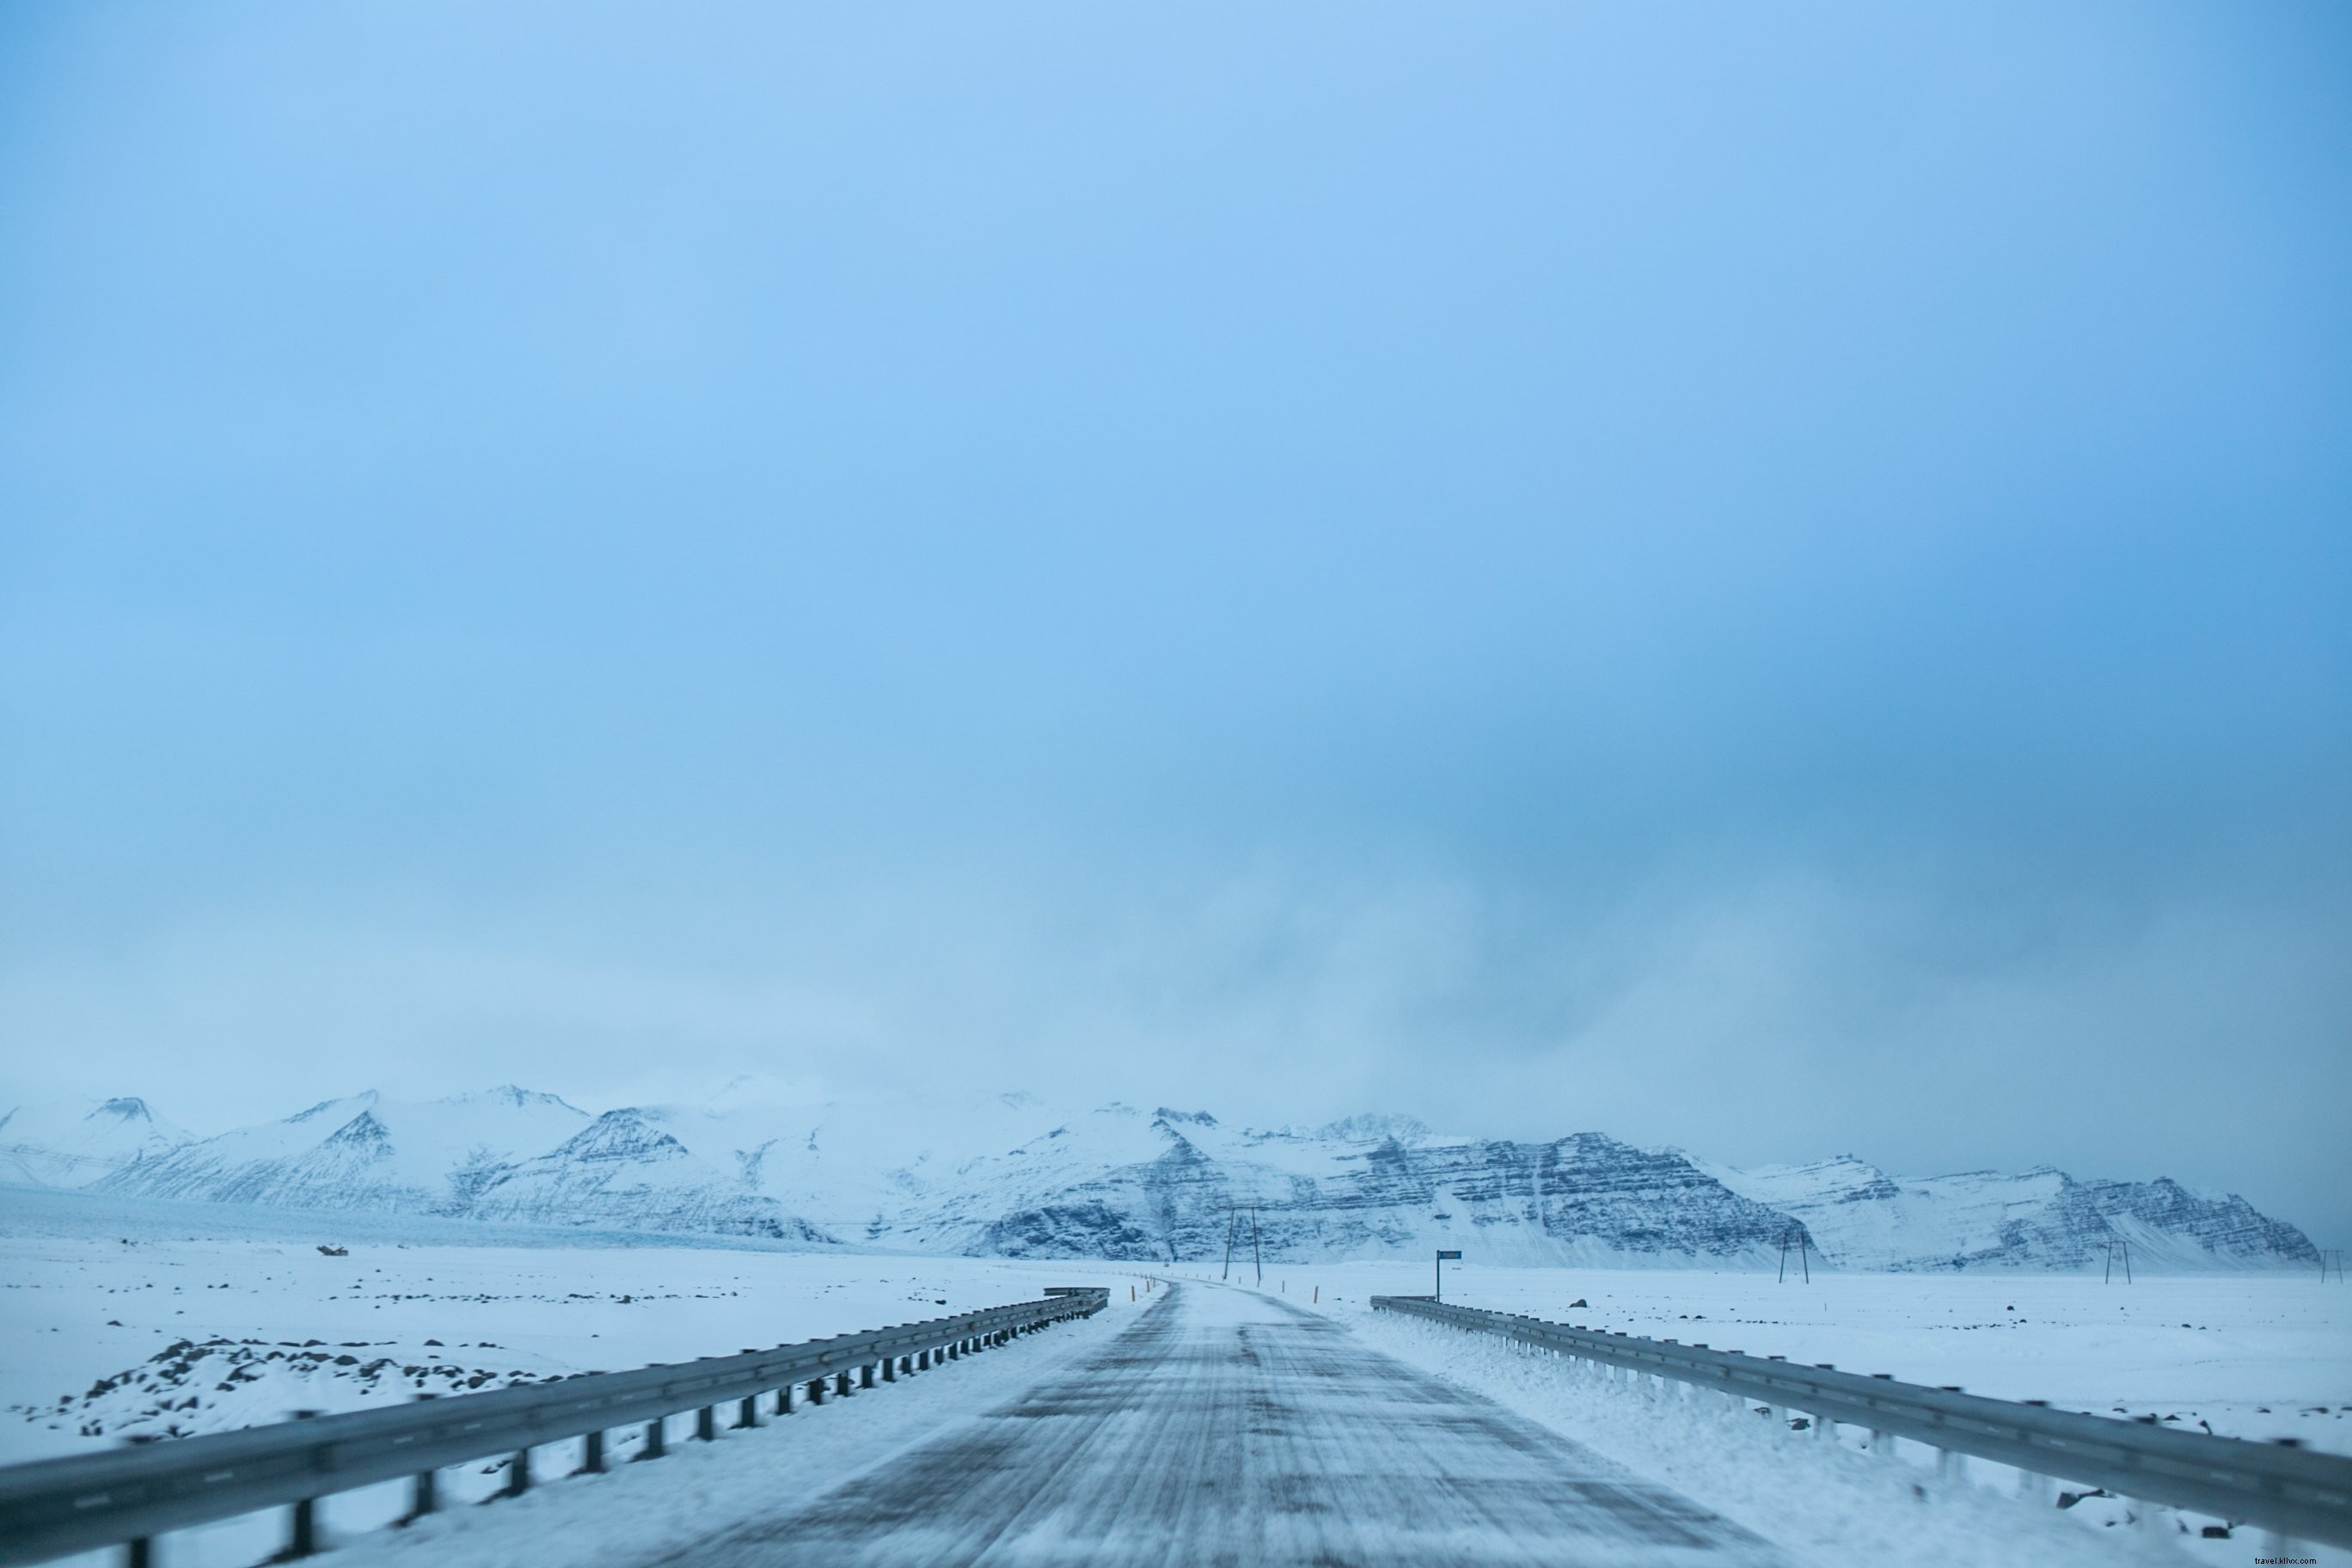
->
(3, 3, 2347, 1242)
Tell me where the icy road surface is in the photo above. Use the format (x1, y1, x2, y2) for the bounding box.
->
(655, 1281, 1785, 1568)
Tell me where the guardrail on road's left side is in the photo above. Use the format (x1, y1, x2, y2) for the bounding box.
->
(0, 1288, 1112, 1568)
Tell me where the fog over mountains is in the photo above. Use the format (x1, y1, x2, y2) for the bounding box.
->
(0, 1086, 2317, 1273)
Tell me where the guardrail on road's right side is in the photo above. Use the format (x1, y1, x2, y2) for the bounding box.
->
(0, 1287, 1112, 1568)
(1370, 1294, 2352, 1550)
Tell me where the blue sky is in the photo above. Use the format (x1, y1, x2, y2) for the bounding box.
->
(3, 3, 2348, 1239)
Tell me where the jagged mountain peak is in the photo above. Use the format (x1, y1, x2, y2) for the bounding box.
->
(285, 1091, 378, 1124)
(1315, 1113, 1434, 1145)
(0, 1093, 195, 1189)
(555, 1107, 692, 1163)
(436, 1085, 583, 1113)
(322, 1111, 392, 1148)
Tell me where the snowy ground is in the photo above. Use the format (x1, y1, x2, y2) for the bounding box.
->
(1274, 1260, 2351, 1455)
(1279, 1261, 2349, 1565)
(0, 1187, 1147, 1567)
(4, 1190, 2344, 1567)
(0, 1188, 1139, 1467)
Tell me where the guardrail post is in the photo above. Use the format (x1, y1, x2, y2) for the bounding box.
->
(808, 1376, 827, 1406)
(882, 1357, 897, 1383)
(507, 1448, 531, 1497)
(736, 1394, 760, 1429)
(861, 1364, 876, 1389)
(1937, 1448, 1963, 1484)
(775, 1382, 793, 1415)
(410, 1465, 440, 1516)
(125, 1539, 150, 1568)
(285, 1497, 318, 1559)
(695, 1406, 717, 1442)
(642, 1416, 667, 1458)
(581, 1429, 605, 1473)
(834, 1371, 854, 1397)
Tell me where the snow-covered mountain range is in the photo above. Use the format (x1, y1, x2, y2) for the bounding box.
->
(0, 1085, 2318, 1271)
(1697, 1156, 2315, 1275)
(0, 1097, 192, 1189)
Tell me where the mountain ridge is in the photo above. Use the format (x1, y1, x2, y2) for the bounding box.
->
(2, 1086, 2316, 1271)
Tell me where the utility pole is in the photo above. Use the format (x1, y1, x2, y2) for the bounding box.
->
(1222, 1209, 1237, 1282)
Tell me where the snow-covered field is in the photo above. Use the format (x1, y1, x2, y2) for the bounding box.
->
(0, 1188, 1136, 1467)
(4, 1188, 2345, 1567)
(1279, 1260, 2349, 1565)
(1277, 1259, 2352, 1456)
(0, 1186, 1147, 1566)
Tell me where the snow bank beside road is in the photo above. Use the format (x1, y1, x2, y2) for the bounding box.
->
(1287, 1261, 2351, 1456)
(1349, 1305, 2208, 1568)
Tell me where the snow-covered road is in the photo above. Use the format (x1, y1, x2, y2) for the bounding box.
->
(651, 1281, 1785, 1567)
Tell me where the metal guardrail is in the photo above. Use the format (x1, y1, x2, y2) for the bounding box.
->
(1370, 1295, 2352, 1548)
(0, 1288, 1111, 1567)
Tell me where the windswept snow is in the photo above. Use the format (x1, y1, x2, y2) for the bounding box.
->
(1347, 1306, 2222, 1568)
(0, 1190, 1114, 1467)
